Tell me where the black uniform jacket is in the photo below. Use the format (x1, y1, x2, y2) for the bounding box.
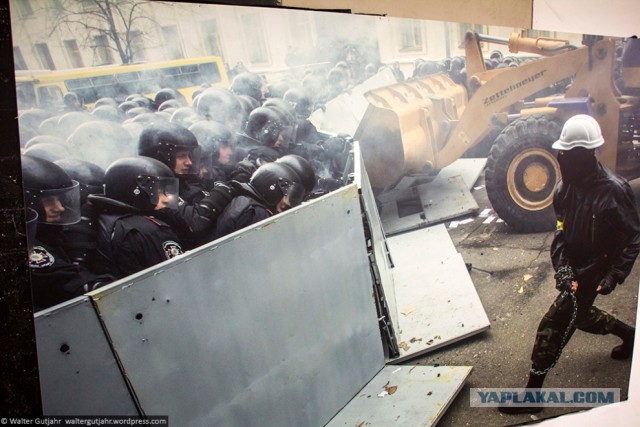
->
(551, 162, 640, 285)
(213, 182, 273, 240)
(28, 225, 113, 311)
(91, 196, 184, 279)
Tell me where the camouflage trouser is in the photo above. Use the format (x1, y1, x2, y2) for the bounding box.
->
(531, 281, 617, 372)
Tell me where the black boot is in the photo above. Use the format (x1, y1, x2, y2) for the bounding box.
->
(611, 320, 635, 360)
(498, 372, 545, 415)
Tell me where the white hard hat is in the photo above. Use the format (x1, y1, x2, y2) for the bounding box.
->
(552, 114, 604, 150)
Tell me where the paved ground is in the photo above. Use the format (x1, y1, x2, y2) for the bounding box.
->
(412, 174, 640, 427)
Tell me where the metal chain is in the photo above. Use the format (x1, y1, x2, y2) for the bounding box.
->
(530, 290, 578, 376)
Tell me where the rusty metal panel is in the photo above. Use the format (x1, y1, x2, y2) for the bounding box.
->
(328, 365, 472, 426)
(34, 297, 138, 416)
(90, 184, 384, 426)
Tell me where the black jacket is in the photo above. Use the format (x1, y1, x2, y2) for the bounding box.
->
(91, 195, 184, 279)
(28, 225, 113, 311)
(213, 182, 273, 240)
(551, 162, 640, 285)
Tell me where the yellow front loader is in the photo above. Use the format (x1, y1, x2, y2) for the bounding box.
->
(355, 32, 640, 232)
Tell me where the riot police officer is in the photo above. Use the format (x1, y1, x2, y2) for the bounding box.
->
(188, 120, 236, 186)
(89, 156, 185, 279)
(137, 121, 236, 249)
(230, 72, 267, 105)
(54, 158, 105, 273)
(22, 155, 112, 310)
(214, 161, 308, 239)
(194, 87, 244, 132)
(138, 121, 206, 204)
(231, 106, 295, 183)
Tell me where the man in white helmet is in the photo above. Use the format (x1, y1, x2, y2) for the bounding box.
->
(500, 114, 640, 415)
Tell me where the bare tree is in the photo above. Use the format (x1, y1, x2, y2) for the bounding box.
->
(46, 0, 155, 64)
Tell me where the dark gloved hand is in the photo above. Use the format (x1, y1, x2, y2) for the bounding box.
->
(597, 274, 617, 295)
(199, 182, 236, 219)
(554, 265, 576, 293)
(229, 159, 256, 183)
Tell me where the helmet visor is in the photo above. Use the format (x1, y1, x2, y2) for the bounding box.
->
(172, 145, 202, 176)
(24, 181, 81, 225)
(280, 181, 305, 209)
(25, 207, 38, 252)
(137, 176, 180, 210)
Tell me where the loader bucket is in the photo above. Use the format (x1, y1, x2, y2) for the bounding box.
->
(354, 74, 467, 188)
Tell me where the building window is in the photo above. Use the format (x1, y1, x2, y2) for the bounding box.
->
(16, 0, 34, 17)
(239, 12, 269, 65)
(287, 13, 314, 49)
(162, 26, 184, 60)
(130, 30, 146, 62)
(200, 19, 222, 57)
(93, 34, 113, 65)
(398, 20, 424, 53)
(13, 46, 27, 70)
(34, 43, 56, 70)
(64, 39, 85, 68)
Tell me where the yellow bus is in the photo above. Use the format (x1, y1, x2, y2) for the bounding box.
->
(15, 56, 229, 110)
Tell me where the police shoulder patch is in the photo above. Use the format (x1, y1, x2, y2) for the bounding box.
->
(162, 241, 183, 260)
(29, 246, 55, 268)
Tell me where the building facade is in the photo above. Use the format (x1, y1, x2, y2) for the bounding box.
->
(9, 0, 582, 83)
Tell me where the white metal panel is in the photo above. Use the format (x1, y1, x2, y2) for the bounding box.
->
(34, 297, 138, 416)
(90, 185, 385, 426)
(386, 224, 491, 362)
(328, 365, 473, 426)
(377, 159, 486, 236)
(353, 142, 399, 345)
(379, 174, 479, 236)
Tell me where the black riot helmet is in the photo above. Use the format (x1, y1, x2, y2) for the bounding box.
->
(54, 158, 105, 204)
(63, 91, 83, 111)
(158, 99, 182, 112)
(195, 87, 243, 131)
(249, 161, 305, 212)
(103, 156, 179, 212)
(93, 97, 118, 109)
(22, 155, 81, 225)
(169, 106, 200, 129)
(138, 122, 201, 176)
(283, 88, 314, 119)
(118, 100, 140, 114)
(188, 121, 235, 179)
(91, 105, 122, 122)
(22, 142, 70, 163)
(262, 98, 296, 126)
(245, 106, 292, 149)
(188, 121, 235, 160)
(154, 88, 186, 109)
(237, 94, 260, 129)
(230, 72, 266, 104)
(276, 154, 316, 193)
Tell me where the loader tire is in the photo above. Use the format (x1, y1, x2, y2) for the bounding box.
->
(485, 115, 561, 233)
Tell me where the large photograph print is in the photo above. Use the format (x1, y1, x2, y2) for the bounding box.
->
(10, 0, 640, 425)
